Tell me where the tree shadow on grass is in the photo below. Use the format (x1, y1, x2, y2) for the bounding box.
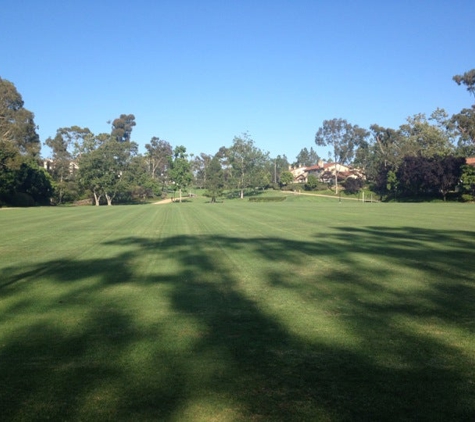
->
(1, 227, 475, 420)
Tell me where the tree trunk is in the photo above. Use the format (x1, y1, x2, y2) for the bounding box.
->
(93, 191, 101, 206)
(179, 188, 182, 203)
(240, 189, 244, 199)
(105, 193, 113, 206)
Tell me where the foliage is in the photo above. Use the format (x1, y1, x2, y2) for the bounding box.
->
(204, 154, 225, 202)
(294, 147, 319, 167)
(343, 177, 364, 194)
(305, 174, 319, 190)
(376, 155, 465, 201)
(315, 118, 369, 193)
(0, 78, 53, 206)
(227, 133, 270, 199)
(453, 69, 475, 98)
(460, 164, 475, 200)
(45, 129, 77, 204)
(110, 114, 136, 143)
(279, 170, 294, 186)
(78, 137, 136, 205)
(168, 145, 192, 202)
(0, 77, 40, 156)
(192, 152, 212, 189)
(144, 136, 172, 182)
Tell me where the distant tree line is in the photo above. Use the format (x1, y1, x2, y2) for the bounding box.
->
(1, 69, 475, 206)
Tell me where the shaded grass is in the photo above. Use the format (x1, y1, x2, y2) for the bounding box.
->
(1, 200, 475, 421)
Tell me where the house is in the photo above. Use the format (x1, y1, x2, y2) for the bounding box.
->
(289, 160, 362, 184)
(42, 159, 79, 174)
(466, 157, 475, 167)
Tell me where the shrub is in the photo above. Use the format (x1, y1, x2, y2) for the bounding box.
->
(11, 192, 35, 207)
(343, 177, 364, 194)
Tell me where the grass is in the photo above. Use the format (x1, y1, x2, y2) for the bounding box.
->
(1, 197, 475, 421)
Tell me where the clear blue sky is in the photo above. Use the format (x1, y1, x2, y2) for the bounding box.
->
(1, 0, 474, 161)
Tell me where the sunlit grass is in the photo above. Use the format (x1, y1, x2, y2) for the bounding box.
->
(1, 199, 475, 420)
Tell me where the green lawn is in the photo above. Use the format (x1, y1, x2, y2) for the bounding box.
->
(1, 197, 475, 421)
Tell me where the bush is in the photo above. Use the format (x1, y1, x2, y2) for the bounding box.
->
(343, 177, 364, 194)
(461, 194, 474, 202)
(11, 192, 35, 207)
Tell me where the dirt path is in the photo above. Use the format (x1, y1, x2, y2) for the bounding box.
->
(152, 198, 174, 205)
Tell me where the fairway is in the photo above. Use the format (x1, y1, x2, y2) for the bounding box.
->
(1, 198, 475, 421)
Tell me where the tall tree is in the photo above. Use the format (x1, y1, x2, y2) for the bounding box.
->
(110, 114, 136, 143)
(168, 145, 192, 203)
(315, 118, 368, 193)
(78, 135, 136, 205)
(0, 77, 53, 206)
(227, 133, 270, 199)
(45, 128, 79, 204)
(399, 112, 455, 157)
(273, 154, 290, 185)
(0, 77, 40, 156)
(145, 137, 172, 181)
(453, 69, 475, 98)
(204, 154, 225, 203)
(452, 70, 475, 149)
(294, 147, 319, 167)
(192, 153, 212, 189)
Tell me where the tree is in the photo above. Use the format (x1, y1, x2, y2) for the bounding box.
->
(78, 136, 136, 205)
(394, 155, 464, 200)
(315, 118, 368, 194)
(227, 133, 270, 199)
(453, 69, 475, 98)
(399, 111, 455, 158)
(45, 130, 76, 204)
(0, 77, 40, 156)
(294, 147, 319, 167)
(204, 154, 225, 202)
(434, 156, 465, 201)
(192, 153, 212, 189)
(460, 164, 475, 200)
(168, 145, 192, 203)
(305, 174, 319, 190)
(343, 177, 364, 194)
(15, 161, 54, 205)
(144, 137, 172, 181)
(273, 154, 290, 185)
(280, 170, 294, 186)
(111, 114, 136, 143)
(0, 77, 53, 206)
(452, 70, 475, 149)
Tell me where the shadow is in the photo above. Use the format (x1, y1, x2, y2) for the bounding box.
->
(1, 226, 475, 420)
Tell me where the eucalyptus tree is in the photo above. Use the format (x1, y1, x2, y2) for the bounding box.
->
(192, 152, 212, 189)
(452, 69, 475, 150)
(110, 114, 136, 143)
(315, 119, 369, 193)
(453, 69, 475, 97)
(0, 77, 40, 156)
(78, 135, 137, 205)
(144, 137, 172, 182)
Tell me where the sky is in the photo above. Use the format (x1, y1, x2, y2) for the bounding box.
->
(1, 0, 474, 161)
